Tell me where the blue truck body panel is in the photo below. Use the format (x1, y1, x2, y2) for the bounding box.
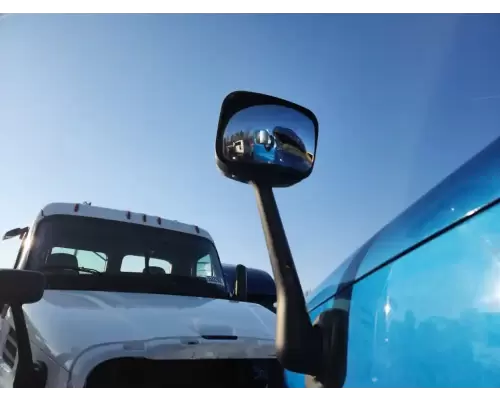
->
(287, 136, 500, 387)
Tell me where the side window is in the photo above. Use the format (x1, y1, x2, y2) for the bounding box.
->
(121, 255, 172, 274)
(196, 254, 213, 277)
(51, 247, 108, 272)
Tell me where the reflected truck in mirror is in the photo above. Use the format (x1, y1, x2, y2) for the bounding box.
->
(221, 103, 317, 177)
(0, 202, 283, 388)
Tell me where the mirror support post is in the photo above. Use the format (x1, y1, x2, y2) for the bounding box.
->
(251, 182, 321, 376)
(11, 305, 47, 388)
(11, 305, 35, 387)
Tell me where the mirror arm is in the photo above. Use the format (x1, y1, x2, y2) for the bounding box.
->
(252, 182, 322, 376)
(11, 305, 36, 388)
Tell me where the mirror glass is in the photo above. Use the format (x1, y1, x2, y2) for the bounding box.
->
(222, 105, 316, 174)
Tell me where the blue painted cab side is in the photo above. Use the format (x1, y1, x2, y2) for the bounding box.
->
(345, 204, 500, 387)
(286, 136, 500, 387)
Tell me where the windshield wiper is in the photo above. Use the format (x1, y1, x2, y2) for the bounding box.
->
(40, 265, 103, 275)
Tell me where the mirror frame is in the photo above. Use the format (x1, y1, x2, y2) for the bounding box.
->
(215, 91, 319, 188)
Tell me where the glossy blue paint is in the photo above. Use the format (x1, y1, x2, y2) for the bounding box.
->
(345, 203, 500, 387)
(306, 136, 500, 313)
(306, 252, 355, 311)
(288, 135, 500, 387)
(355, 136, 500, 280)
(252, 142, 275, 164)
(252, 130, 276, 164)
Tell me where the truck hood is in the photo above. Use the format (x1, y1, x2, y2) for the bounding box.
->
(23, 290, 276, 370)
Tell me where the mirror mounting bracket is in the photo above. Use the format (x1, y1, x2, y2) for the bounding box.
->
(251, 181, 322, 376)
(32, 361, 48, 388)
(252, 181, 348, 385)
(305, 307, 349, 388)
(10, 305, 47, 388)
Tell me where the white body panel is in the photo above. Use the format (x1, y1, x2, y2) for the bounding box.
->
(19, 290, 276, 387)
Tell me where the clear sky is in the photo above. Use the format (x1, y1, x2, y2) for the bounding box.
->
(0, 14, 499, 290)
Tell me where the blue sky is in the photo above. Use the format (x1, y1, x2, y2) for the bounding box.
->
(0, 14, 499, 290)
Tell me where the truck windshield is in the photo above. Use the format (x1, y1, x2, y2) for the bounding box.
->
(26, 215, 228, 298)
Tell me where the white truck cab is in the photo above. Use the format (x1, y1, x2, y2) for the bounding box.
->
(0, 202, 280, 387)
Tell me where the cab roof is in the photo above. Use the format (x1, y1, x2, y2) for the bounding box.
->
(35, 202, 214, 242)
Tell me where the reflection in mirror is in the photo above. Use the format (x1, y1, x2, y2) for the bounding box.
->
(222, 105, 316, 174)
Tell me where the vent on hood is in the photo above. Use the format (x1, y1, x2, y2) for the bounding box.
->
(201, 335, 238, 340)
(85, 357, 285, 387)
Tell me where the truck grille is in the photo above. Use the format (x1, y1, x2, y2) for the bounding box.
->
(85, 357, 285, 388)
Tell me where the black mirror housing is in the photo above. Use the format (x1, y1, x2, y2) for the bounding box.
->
(234, 264, 248, 301)
(215, 91, 319, 188)
(2, 227, 29, 241)
(0, 270, 47, 387)
(0, 270, 46, 305)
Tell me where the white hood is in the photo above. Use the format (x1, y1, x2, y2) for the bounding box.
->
(23, 290, 277, 372)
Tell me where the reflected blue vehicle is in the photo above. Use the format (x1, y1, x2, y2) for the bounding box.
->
(249, 128, 312, 173)
(251, 129, 276, 164)
(272, 126, 312, 172)
(286, 135, 500, 388)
